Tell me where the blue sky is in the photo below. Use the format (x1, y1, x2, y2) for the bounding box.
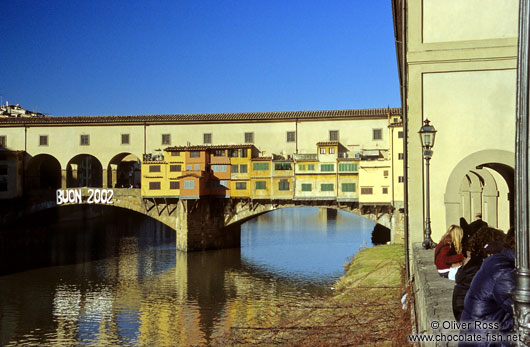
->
(1, 1, 400, 116)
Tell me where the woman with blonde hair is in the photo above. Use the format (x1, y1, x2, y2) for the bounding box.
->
(434, 225, 465, 279)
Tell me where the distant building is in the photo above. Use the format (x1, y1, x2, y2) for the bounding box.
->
(0, 102, 46, 118)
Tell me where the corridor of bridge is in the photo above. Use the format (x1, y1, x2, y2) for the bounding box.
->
(24, 151, 141, 190)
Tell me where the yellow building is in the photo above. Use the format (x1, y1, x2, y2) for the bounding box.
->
(250, 157, 272, 199)
(271, 159, 294, 200)
(358, 150, 391, 205)
(392, 0, 517, 242)
(293, 155, 319, 200)
(141, 153, 169, 197)
(229, 145, 258, 198)
(337, 159, 359, 202)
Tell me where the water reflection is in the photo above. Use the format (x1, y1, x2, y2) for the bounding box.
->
(0, 206, 374, 346)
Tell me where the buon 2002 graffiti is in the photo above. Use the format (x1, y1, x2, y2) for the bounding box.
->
(56, 188, 114, 205)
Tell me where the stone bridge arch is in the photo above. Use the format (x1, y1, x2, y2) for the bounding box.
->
(106, 153, 141, 188)
(66, 154, 103, 188)
(26, 154, 62, 190)
(222, 200, 397, 231)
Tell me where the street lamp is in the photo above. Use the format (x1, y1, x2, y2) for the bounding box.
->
(419, 119, 437, 249)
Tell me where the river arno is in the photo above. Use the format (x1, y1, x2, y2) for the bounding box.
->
(0, 206, 374, 346)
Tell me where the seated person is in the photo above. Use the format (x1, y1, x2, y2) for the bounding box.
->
(434, 225, 465, 278)
(459, 228, 515, 346)
(452, 226, 505, 321)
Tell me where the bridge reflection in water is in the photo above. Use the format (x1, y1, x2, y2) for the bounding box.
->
(0, 206, 374, 346)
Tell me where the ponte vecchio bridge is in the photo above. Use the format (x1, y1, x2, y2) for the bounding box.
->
(0, 106, 404, 251)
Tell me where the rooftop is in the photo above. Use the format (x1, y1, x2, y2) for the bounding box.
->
(0, 107, 402, 125)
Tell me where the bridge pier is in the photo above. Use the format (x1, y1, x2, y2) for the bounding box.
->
(175, 199, 240, 252)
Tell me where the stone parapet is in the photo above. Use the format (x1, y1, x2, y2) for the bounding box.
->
(412, 243, 459, 346)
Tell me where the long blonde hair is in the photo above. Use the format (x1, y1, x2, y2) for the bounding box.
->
(439, 225, 464, 254)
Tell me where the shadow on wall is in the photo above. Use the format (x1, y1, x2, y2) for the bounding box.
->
(372, 223, 391, 245)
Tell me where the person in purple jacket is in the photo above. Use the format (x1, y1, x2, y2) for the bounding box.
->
(458, 228, 515, 346)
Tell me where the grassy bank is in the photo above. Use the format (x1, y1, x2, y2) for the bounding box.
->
(216, 244, 411, 346)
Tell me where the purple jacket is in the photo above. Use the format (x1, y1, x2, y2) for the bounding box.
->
(459, 248, 515, 346)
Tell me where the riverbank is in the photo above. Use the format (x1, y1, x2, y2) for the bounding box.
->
(215, 243, 410, 345)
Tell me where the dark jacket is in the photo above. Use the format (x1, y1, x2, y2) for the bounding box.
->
(452, 255, 483, 321)
(434, 242, 464, 271)
(459, 248, 515, 346)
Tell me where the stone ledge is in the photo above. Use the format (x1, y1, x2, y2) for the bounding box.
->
(412, 243, 459, 346)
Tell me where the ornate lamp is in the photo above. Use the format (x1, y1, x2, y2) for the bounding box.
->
(419, 119, 437, 249)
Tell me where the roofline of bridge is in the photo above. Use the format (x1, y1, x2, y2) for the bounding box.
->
(0, 107, 402, 126)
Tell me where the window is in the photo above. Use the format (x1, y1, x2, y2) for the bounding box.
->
(320, 148, 326, 154)
(220, 180, 228, 188)
(301, 183, 312, 192)
(308, 164, 315, 171)
(342, 183, 356, 192)
(339, 163, 357, 172)
(214, 149, 226, 156)
(0, 136, 5, 147)
(194, 164, 200, 171)
(383, 170, 389, 177)
(373, 129, 382, 140)
(39, 135, 48, 146)
(278, 180, 289, 191)
(203, 133, 212, 144)
(329, 130, 339, 141)
(80, 134, 90, 146)
(121, 134, 130, 145)
(171, 151, 180, 156)
(274, 162, 292, 170)
(321, 184, 334, 192)
(382, 187, 389, 194)
(231, 165, 239, 173)
(236, 182, 247, 190)
(329, 148, 335, 154)
(162, 134, 171, 145)
(240, 164, 248, 173)
(0, 181, 6, 191)
(170, 165, 181, 172)
(183, 180, 195, 189)
(149, 165, 161, 173)
(229, 149, 238, 157)
(320, 164, 334, 172)
(244, 132, 254, 143)
(240, 148, 248, 158)
(186, 164, 193, 171)
(398, 153, 404, 160)
(149, 182, 161, 190)
(398, 176, 404, 183)
(0, 165, 7, 175)
(398, 131, 404, 138)
(253, 162, 269, 171)
(286, 131, 295, 142)
(361, 187, 373, 194)
(170, 181, 180, 189)
(190, 151, 200, 158)
(298, 164, 306, 171)
(255, 181, 266, 190)
(212, 164, 227, 172)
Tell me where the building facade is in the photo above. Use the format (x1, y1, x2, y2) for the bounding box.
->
(392, 0, 518, 244)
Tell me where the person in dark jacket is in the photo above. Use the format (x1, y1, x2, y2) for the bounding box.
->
(459, 228, 515, 346)
(434, 225, 464, 278)
(452, 227, 505, 321)
(460, 214, 488, 255)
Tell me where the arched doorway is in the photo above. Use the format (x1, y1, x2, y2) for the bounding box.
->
(445, 150, 514, 231)
(26, 154, 62, 190)
(66, 154, 103, 188)
(107, 153, 141, 188)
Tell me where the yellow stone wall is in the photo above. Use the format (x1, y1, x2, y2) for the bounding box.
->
(400, 0, 518, 242)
